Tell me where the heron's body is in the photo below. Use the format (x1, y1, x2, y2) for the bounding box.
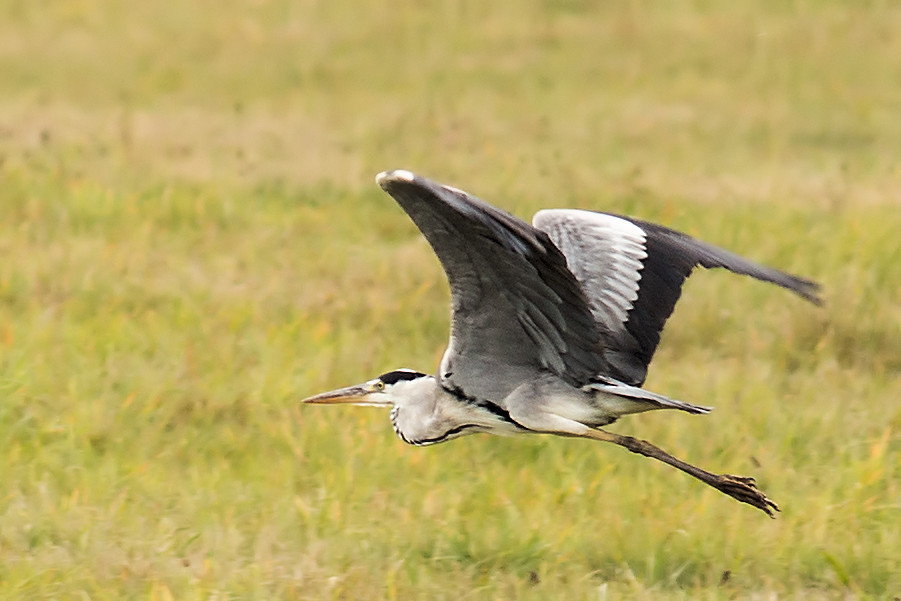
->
(385, 372, 702, 447)
(304, 170, 822, 517)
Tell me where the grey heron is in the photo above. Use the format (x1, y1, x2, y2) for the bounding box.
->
(303, 169, 821, 517)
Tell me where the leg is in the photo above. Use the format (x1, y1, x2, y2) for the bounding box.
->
(503, 384, 778, 517)
(583, 428, 779, 518)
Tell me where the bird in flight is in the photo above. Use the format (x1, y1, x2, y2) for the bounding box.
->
(303, 170, 821, 517)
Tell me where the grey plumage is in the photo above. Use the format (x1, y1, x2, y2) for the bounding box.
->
(303, 169, 822, 517)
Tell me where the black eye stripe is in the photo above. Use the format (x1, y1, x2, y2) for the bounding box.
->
(379, 370, 426, 385)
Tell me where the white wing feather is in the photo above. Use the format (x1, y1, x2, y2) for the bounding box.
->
(533, 209, 647, 336)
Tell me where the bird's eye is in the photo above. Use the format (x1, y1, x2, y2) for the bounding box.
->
(374, 381, 385, 391)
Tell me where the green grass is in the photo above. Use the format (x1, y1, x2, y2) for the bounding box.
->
(1, 1, 900, 598)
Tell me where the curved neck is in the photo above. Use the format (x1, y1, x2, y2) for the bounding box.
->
(389, 377, 524, 446)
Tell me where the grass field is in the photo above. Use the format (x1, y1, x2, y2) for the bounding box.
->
(1, 1, 900, 599)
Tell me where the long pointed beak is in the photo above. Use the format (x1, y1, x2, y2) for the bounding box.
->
(302, 383, 388, 406)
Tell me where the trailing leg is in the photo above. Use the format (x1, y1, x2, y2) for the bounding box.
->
(583, 428, 779, 518)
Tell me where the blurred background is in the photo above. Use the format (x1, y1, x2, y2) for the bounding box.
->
(0, 1, 899, 599)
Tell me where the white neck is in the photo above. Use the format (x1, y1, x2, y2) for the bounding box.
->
(388, 376, 523, 446)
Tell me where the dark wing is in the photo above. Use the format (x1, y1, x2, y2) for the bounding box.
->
(533, 209, 821, 386)
(377, 170, 604, 402)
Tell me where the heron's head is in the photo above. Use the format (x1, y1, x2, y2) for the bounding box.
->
(301, 369, 431, 407)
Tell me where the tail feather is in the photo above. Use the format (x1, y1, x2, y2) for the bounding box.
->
(584, 378, 712, 415)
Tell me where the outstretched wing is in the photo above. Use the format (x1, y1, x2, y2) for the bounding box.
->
(377, 171, 604, 402)
(533, 209, 821, 386)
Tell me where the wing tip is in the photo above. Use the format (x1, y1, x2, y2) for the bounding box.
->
(376, 169, 417, 190)
(786, 276, 824, 306)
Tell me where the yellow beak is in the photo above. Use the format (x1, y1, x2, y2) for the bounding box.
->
(301, 382, 390, 406)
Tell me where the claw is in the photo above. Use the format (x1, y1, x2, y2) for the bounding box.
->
(718, 474, 780, 518)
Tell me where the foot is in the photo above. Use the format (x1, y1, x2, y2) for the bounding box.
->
(713, 474, 780, 518)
